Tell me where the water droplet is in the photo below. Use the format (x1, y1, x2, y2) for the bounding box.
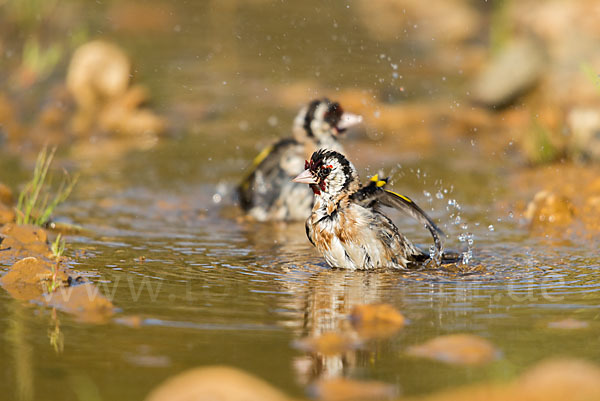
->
(488, 225, 495, 232)
(435, 191, 444, 199)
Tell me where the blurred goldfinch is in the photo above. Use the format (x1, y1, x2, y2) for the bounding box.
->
(238, 98, 362, 222)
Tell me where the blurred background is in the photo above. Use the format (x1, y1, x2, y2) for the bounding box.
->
(1, 0, 600, 171)
(1, 1, 600, 401)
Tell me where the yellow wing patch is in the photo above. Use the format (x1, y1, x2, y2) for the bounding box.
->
(240, 145, 274, 188)
(385, 189, 413, 203)
(252, 145, 274, 167)
(369, 174, 387, 187)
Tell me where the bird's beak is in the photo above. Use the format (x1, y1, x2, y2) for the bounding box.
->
(336, 112, 363, 130)
(292, 169, 317, 184)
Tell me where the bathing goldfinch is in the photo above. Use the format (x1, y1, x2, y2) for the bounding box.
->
(293, 149, 445, 270)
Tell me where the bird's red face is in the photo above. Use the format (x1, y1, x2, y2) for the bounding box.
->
(293, 155, 333, 195)
(304, 159, 333, 194)
(293, 149, 356, 198)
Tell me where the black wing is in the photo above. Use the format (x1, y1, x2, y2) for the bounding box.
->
(352, 174, 388, 208)
(238, 138, 298, 210)
(352, 175, 445, 255)
(380, 189, 445, 256)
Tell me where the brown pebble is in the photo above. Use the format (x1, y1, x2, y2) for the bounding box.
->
(308, 377, 399, 401)
(293, 332, 362, 356)
(406, 333, 500, 366)
(145, 366, 289, 401)
(349, 303, 405, 339)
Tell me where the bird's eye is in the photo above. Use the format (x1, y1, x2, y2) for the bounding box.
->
(319, 166, 331, 178)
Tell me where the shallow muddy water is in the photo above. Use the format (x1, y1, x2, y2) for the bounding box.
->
(2, 146, 599, 401)
(1, 1, 600, 401)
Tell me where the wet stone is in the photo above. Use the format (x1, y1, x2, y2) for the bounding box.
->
(67, 40, 131, 117)
(0, 202, 15, 225)
(404, 358, 600, 401)
(45, 284, 114, 324)
(512, 164, 600, 236)
(524, 191, 575, 228)
(1, 222, 48, 244)
(0, 257, 67, 301)
(514, 359, 600, 401)
(406, 333, 500, 366)
(293, 332, 362, 356)
(472, 39, 546, 108)
(0, 224, 115, 324)
(308, 377, 399, 401)
(567, 108, 600, 162)
(547, 318, 590, 330)
(67, 40, 166, 137)
(0, 182, 13, 205)
(0, 223, 52, 261)
(145, 366, 290, 401)
(349, 303, 405, 339)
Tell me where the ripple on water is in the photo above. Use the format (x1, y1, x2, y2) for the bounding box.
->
(50, 181, 600, 400)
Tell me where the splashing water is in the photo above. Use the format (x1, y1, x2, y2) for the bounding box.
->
(458, 231, 474, 265)
(447, 198, 475, 265)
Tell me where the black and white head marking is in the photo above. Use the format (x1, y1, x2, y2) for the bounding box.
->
(293, 98, 346, 143)
(305, 149, 356, 197)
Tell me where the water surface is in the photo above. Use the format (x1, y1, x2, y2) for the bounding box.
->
(1, 1, 600, 400)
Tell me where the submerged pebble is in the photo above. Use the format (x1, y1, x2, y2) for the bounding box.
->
(0, 224, 115, 323)
(293, 332, 362, 356)
(349, 303, 405, 339)
(547, 318, 590, 330)
(406, 333, 500, 365)
(308, 377, 399, 401)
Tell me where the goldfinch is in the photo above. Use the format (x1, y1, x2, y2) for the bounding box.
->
(293, 149, 446, 270)
(238, 99, 362, 222)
